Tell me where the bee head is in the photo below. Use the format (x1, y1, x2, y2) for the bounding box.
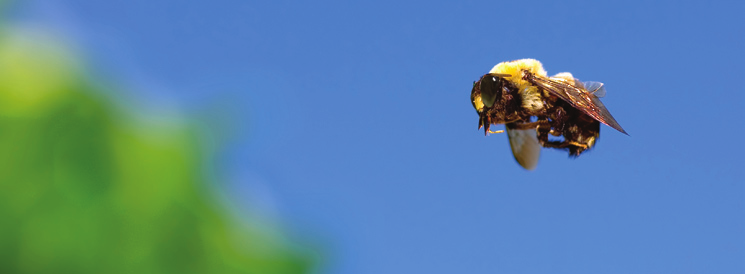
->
(471, 73, 506, 112)
(472, 74, 511, 135)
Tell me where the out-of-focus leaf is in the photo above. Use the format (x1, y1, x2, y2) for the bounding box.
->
(0, 29, 314, 274)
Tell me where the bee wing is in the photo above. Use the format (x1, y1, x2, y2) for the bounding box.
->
(582, 81, 606, 98)
(527, 73, 627, 135)
(506, 124, 541, 170)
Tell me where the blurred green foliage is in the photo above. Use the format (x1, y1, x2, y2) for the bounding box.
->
(0, 29, 314, 273)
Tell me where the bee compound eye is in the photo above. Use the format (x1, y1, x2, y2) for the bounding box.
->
(480, 75, 499, 108)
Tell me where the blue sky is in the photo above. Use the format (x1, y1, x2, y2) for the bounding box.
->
(11, 0, 745, 273)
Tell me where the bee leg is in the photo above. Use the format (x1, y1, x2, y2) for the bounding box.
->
(538, 139, 589, 150)
(482, 124, 504, 135)
(535, 124, 559, 147)
(566, 141, 589, 149)
(539, 140, 571, 149)
(534, 124, 586, 149)
(507, 120, 551, 130)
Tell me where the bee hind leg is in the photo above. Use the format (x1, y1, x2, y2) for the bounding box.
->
(506, 120, 551, 130)
(535, 125, 589, 149)
(539, 141, 588, 150)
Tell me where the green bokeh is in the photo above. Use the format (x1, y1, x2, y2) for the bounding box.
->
(0, 28, 314, 274)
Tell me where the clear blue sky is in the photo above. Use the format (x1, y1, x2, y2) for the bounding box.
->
(12, 0, 745, 273)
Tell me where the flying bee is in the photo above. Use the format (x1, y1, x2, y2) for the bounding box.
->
(470, 59, 627, 169)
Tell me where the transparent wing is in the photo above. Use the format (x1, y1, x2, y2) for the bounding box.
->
(525, 72, 627, 135)
(582, 81, 606, 98)
(506, 125, 541, 170)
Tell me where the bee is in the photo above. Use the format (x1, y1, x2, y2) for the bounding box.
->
(470, 59, 627, 169)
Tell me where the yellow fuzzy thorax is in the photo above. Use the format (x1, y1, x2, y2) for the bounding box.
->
(488, 59, 548, 112)
(488, 58, 547, 94)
